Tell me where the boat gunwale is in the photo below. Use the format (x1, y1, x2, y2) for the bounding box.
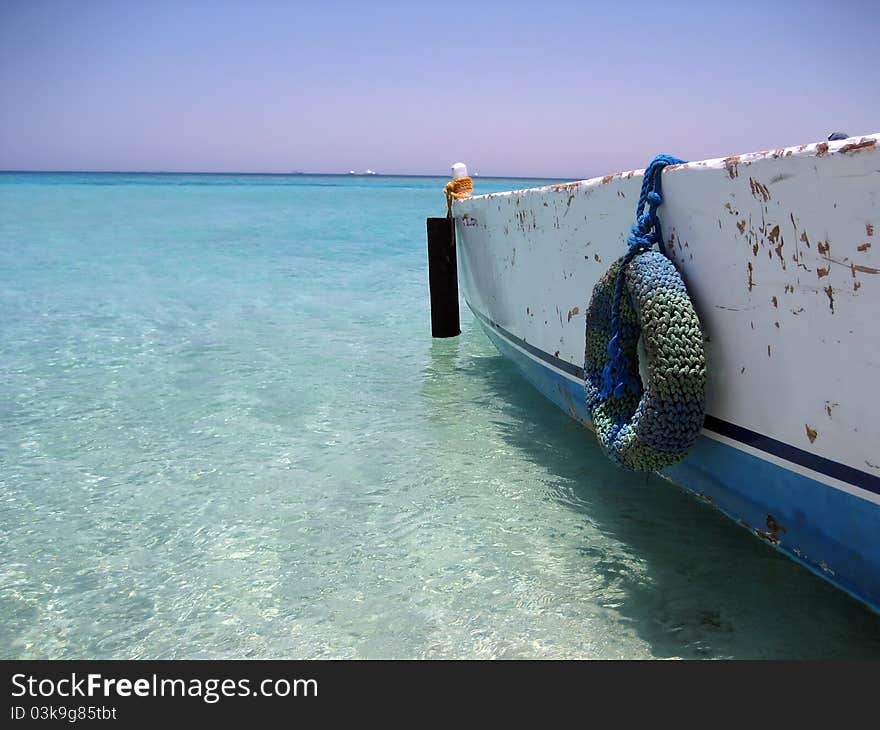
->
(456, 132, 880, 203)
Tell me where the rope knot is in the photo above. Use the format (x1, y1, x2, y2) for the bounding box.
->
(600, 154, 685, 400)
(445, 176, 473, 216)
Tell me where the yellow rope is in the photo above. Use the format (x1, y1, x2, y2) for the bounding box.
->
(445, 176, 473, 216)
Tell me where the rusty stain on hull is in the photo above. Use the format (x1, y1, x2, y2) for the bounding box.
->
(767, 225, 785, 268)
(750, 178, 771, 202)
(755, 515, 788, 545)
(839, 138, 876, 154)
(550, 182, 578, 209)
(824, 285, 835, 312)
(724, 156, 740, 179)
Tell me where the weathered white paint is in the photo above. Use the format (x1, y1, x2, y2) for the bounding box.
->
(454, 133, 880, 496)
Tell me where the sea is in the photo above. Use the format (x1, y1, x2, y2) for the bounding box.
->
(2, 171, 879, 659)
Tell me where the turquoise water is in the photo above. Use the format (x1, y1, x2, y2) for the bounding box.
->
(2, 172, 879, 659)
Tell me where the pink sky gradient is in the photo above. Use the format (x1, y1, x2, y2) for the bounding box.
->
(1, 0, 878, 178)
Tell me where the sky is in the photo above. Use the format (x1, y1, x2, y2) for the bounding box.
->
(1, 0, 878, 178)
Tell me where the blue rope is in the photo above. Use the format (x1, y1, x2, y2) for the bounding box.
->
(600, 154, 686, 400)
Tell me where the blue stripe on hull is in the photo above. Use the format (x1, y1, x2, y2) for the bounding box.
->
(477, 318, 880, 613)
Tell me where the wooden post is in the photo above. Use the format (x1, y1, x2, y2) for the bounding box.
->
(426, 216, 460, 338)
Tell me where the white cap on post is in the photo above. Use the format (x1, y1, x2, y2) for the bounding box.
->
(451, 162, 468, 179)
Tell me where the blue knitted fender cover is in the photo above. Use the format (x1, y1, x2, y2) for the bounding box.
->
(584, 250, 707, 471)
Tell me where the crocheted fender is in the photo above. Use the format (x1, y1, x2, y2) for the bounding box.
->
(584, 250, 707, 472)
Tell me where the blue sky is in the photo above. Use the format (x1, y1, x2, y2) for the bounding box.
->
(1, 0, 878, 177)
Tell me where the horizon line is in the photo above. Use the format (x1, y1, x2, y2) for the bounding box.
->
(0, 169, 575, 181)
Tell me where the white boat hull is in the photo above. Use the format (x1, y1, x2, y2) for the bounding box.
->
(453, 134, 880, 611)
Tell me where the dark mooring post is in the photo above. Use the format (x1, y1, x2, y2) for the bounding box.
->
(426, 216, 461, 337)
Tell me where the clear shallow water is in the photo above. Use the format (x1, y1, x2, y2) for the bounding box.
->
(2, 172, 879, 659)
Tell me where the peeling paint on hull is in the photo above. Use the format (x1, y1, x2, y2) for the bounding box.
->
(454, 133, 880, 613)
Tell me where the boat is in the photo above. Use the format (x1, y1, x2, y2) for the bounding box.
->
(448, 133, 880, 611)
(365, 169, 377, 175)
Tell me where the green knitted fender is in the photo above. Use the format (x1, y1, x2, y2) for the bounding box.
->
(584, 250, 707, 471)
